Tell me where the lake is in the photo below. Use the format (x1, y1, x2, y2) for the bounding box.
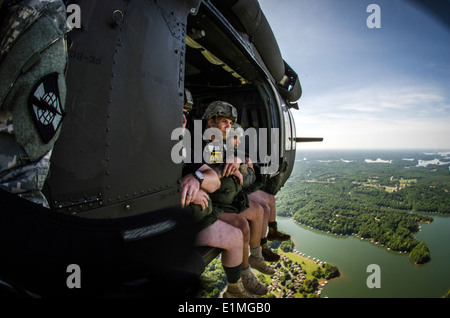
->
(277, 214, 450, 298)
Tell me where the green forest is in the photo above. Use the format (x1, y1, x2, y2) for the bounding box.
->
(200, 240, 340, 298)
(199, 151, 449, 297)
(275, 151, 450, 264)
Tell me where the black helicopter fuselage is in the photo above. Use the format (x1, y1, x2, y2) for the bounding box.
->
(0, 0, 307, 297)
(45, 0, 303, 218)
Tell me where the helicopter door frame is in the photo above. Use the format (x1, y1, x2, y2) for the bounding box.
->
(289, 107, 297, 151)
(266, 80, 285, 160)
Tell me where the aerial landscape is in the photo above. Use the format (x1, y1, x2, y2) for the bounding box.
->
(1, 0, 449, 304)
(201, 149, 450, 298)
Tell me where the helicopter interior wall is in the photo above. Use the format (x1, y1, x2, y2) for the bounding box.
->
(42, 0, 285, 218)
(184, 3, 276, 163)
(184, 86, 270, 161)
(184, 39, 278, 164)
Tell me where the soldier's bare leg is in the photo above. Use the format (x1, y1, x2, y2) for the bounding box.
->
(219, 205, 269, 295)
(249, 190, 276, 223)
(249, 190, 290, 241)
(195, 219, 243, 268)
(219, 212, 250, 267)
(236, 200, 263, 260)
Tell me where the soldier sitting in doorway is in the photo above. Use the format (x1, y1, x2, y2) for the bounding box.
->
(180, 97, 260, 298)
(200, 100, 276, 296)
(231, 123, 291, 263)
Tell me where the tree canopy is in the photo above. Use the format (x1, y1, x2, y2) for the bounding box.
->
(275, 151, 450, 264)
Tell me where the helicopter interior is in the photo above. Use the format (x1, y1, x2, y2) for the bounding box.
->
(183, 4, 279, 162)
(182, 4, 287, 264)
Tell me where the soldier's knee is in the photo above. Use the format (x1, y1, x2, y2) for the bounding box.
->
(228, 226, 244, 250)
(254, 203, 264, 221)
(238, 217, 250, 241)
(261, 203, 270, 217)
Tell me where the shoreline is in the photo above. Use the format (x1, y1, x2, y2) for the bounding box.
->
(277, 215, 450, 297)
(273, 249, 339, 298)
(290, 217, 430, 261)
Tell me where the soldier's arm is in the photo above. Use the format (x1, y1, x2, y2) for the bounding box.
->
(209, 161, 243, 185)
(197, 164, 220, 193)
(181, 164, 220, 207)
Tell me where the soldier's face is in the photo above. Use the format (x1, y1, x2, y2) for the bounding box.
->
(234, 136, 241, 149)
(210, 116, 233, 138)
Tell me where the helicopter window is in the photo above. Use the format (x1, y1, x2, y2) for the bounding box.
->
(289, 109, 297, 150)
(283, 107, 292, 151)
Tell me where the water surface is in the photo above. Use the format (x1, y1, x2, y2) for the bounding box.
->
(277, 215, 450, 298)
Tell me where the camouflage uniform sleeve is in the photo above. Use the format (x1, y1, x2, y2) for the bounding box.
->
(0, 149, 52, 208)
(0, 110, 51, 208)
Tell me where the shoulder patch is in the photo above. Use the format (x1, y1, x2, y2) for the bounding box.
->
(28, 73, 65, 144)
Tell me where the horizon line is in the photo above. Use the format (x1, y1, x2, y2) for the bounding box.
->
(295, 147, 450, 151)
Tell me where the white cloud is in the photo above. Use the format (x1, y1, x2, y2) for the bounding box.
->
(259, 0, 450, 150)
(296, 116, 450, 150)
(293, 83, 450, 149)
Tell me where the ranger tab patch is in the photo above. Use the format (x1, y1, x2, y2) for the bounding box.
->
(28, 73, 65, 144)
(206, 144, 223, 164)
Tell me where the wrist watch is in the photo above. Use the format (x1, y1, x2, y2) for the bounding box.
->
(192, 170, 204, 185)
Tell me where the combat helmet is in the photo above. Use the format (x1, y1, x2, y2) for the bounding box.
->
(202, 101, 237, 123)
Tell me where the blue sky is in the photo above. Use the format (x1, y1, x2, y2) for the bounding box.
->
(259, 0, 450, 150)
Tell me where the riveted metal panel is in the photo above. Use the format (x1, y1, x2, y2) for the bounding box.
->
(46, 0, 191, 218)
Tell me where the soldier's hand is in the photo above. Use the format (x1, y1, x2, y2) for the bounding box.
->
(245, 157, 255, 172)
(181, 174, 200, 208)
(234, 170, 243, 185)
(223, 156, 242, 177)
(192, 189, 209, 210)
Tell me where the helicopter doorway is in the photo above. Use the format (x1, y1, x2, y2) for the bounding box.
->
(183, 3, 280, 170)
